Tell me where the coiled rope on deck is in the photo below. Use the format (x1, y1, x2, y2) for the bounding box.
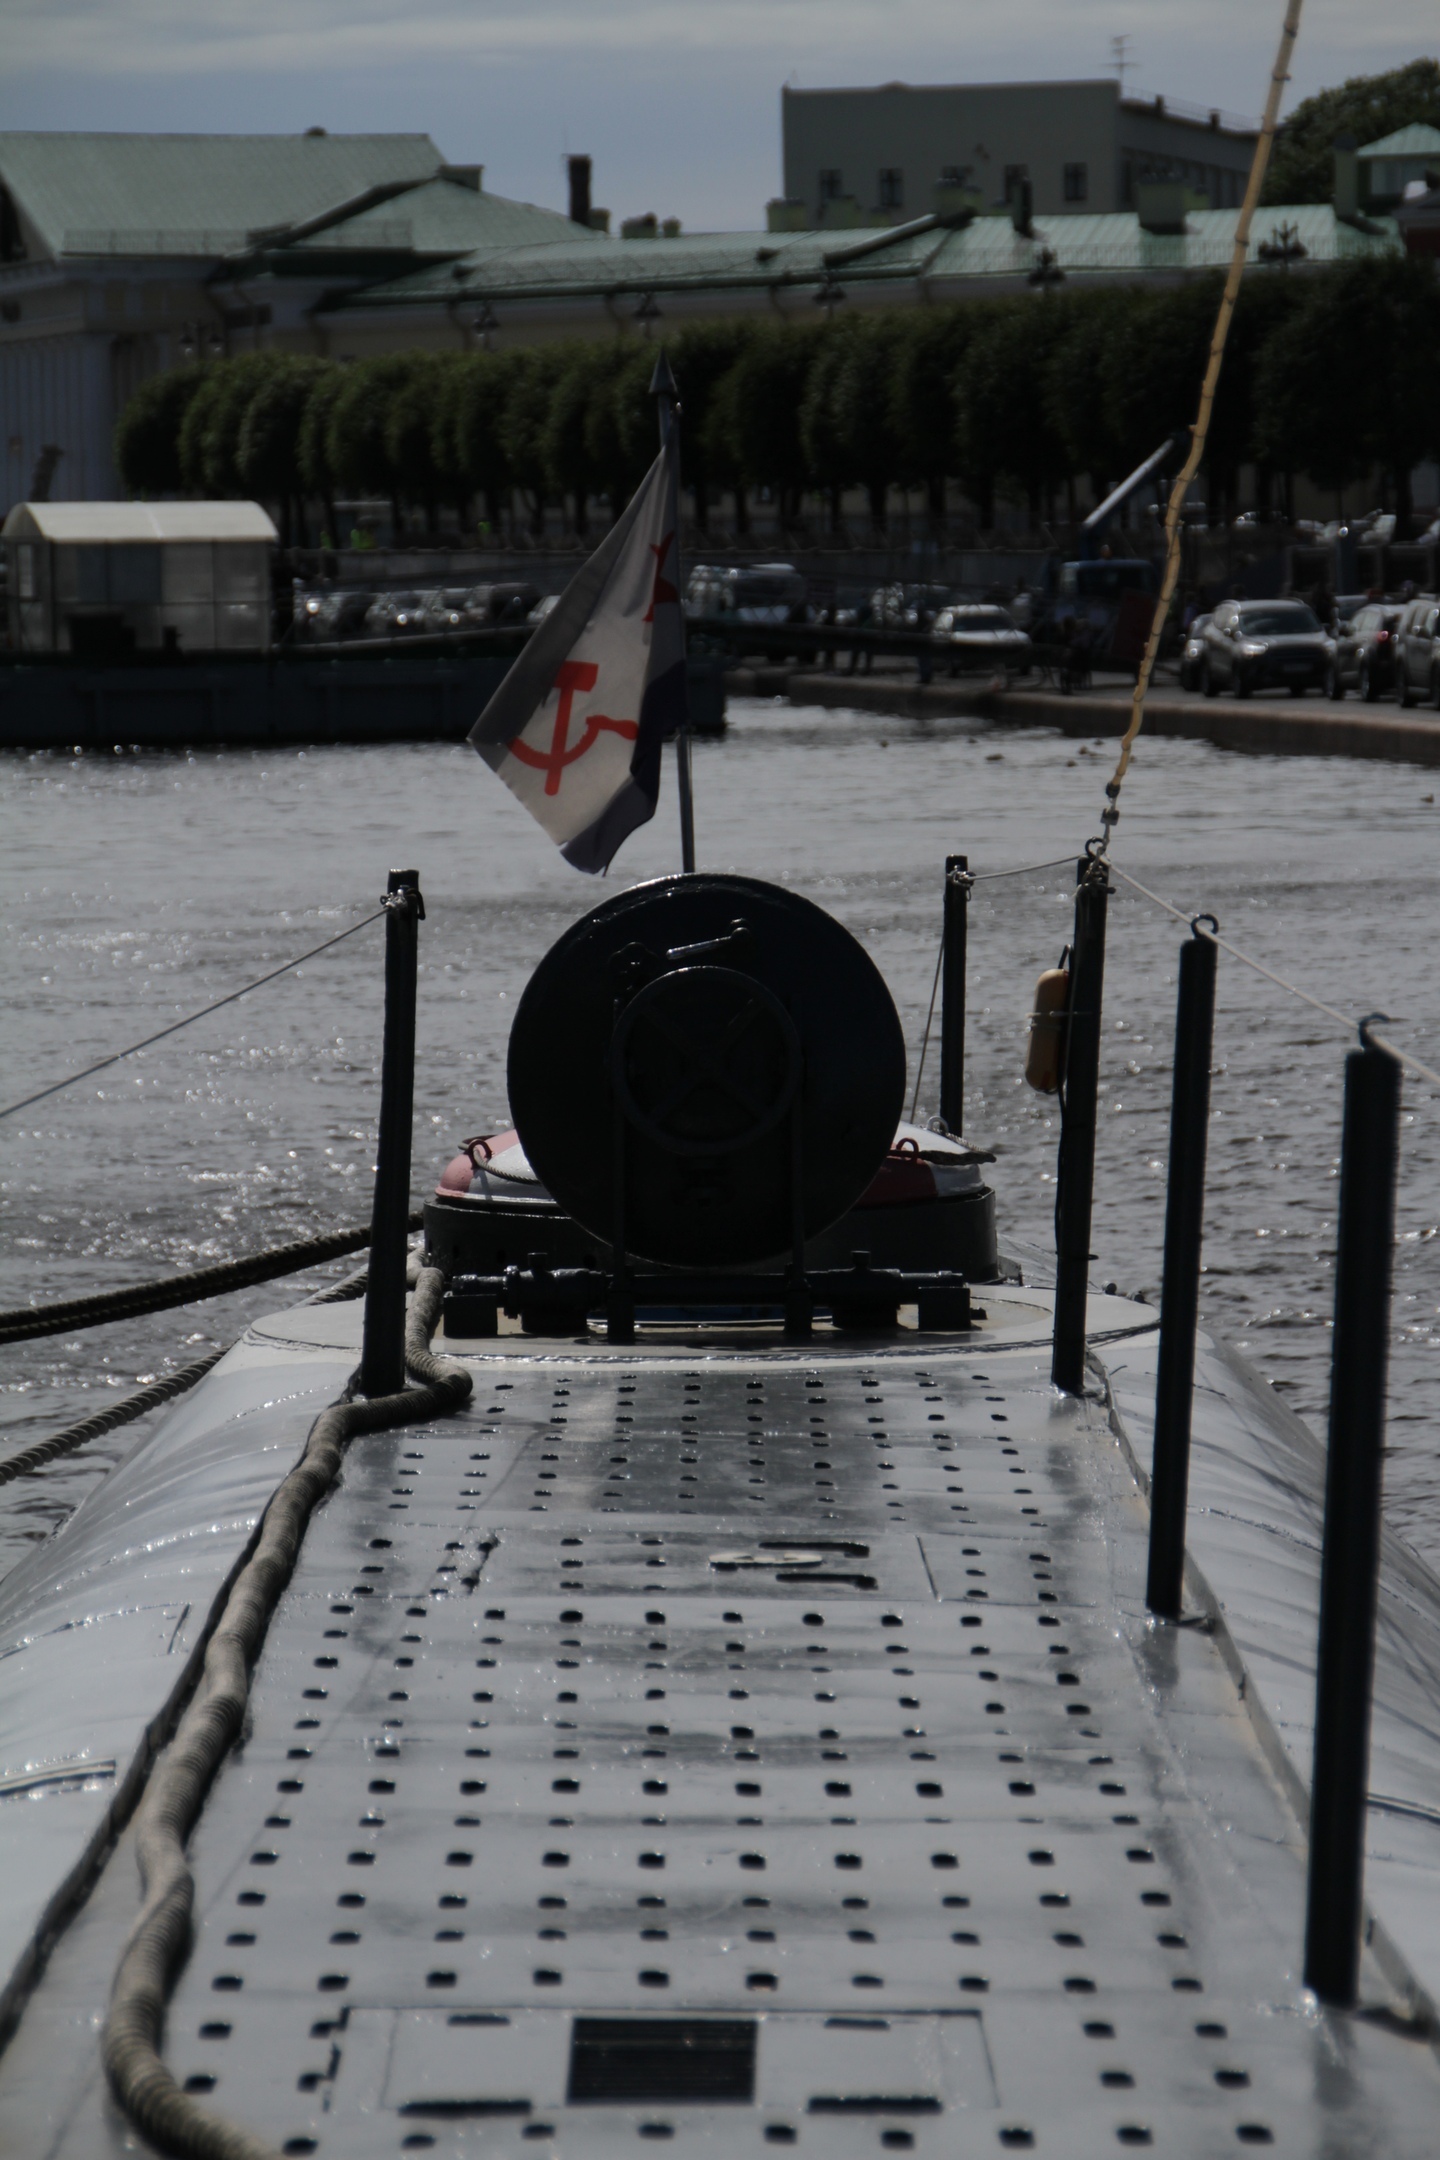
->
(0, 1352, 227, 1489)
(101, 1267, 472, 2160)
(0, 1210, 423, 1346)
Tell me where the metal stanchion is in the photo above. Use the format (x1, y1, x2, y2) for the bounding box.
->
(1303, 1031, 1401, 2007)
(359, 869, 424, 1398)
(1051, 855, 1110, 1394)
(939, 855, 970, 1138)
(1146, 922, 1219, 1618)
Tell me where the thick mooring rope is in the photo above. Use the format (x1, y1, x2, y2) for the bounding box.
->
(0, 1212, 423, 1346)
(101, 1269, 472, 2160)
(0, 1353, 227, 1489)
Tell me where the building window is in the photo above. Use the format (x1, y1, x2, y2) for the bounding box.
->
(939, 164, 973, 190)
(1003, 164, 1030, 201)
(878, 168, 904, 210)
(1063, 162, 1088, 203)
(818, 169, 843, 203)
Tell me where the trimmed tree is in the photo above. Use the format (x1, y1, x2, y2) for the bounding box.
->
(955, 300, 1071, 529)
(177, 353, 282, 497)
(888, 306, 978, 530)
(114, 366, 206, 496)
(711, 323, 821, 529)
(235, 355, 335, 546)
(296, 367, 347, 546)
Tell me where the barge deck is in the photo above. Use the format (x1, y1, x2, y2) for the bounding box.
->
(4, 1285, 1439, 2157)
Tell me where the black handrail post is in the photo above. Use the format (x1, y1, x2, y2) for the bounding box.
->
(1051, 856, 1110, 1394)
(1303, 1035, 1401, 2007)
(359, 869, 424, 1398)
(1146, 926, 1219, 1618)
(938, 855, 970, 1137)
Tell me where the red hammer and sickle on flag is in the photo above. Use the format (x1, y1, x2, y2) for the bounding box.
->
(508, 660, 639, 796)
(644, 530, 679, 624)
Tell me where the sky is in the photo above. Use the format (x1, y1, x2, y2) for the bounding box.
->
(0, 0, 1434, 232)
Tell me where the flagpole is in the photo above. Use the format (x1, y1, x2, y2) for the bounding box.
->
(651, 350, 696, 874)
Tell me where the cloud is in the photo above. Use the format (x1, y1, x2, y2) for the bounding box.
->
(5, 0, 1434, 81)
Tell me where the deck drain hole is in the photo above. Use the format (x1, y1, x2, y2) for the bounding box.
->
(808, 2099, 941, 2117)
(566, 2017, 756, 2103)
(400, 2101, 532, 2119)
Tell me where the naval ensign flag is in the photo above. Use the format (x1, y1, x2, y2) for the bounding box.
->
(468, 432, 687, 873)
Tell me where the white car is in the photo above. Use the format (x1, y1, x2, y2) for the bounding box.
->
(685, 563, 806, 624)
(931, 604, 1032, 674)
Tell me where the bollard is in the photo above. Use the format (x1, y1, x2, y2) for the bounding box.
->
(938, 856, 970, 1138)
(1146, 924, 1219, 1618)
(1051, 856, 1110, 1394)
(1303, 1034, 1401, 2006)
(359, 870, 424, 1398)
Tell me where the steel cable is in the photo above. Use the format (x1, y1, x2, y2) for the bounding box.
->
(1109, 863, 1440, 1092)
(0, 908, 386, 1123)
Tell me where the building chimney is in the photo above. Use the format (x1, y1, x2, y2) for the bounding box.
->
(1333, 133, 1359, 222)
(568, 155, 593, 228)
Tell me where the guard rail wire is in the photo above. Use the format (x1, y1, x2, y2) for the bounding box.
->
(0, 908, 387, 1125)
(101, 1267, 472, 2160)
(0, 1211, 423, 1346)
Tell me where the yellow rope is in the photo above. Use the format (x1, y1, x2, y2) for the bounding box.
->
(1100, 0, 1306, 844)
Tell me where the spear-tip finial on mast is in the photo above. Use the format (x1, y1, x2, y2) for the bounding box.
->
(649, 349, 678, 403)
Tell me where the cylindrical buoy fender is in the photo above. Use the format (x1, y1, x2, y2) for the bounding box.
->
(1025, 967, 1070, 1093)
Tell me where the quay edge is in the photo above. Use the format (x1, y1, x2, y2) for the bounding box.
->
(728, 666, 1440, 767)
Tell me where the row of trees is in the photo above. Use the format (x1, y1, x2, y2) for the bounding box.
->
(115, 256, 1440, 544)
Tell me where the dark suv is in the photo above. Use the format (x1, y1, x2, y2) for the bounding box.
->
(1200, 600, 1328, 698)
(1396, 596, 1440, 709)
(1326, 603, 1404, 700)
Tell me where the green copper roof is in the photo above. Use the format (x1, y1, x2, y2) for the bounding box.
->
(280, 175, 589, 259)
(0, 131, 442, 259)
(1357, 123, 1440, 159)
(337, 201, 1398, 312)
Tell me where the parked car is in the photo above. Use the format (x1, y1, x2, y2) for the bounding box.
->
(1396, 594, 1440, 708)
(423, 588, 481, 634)
(294, 588, 371, 641)
(1325, 603, 1404, 700)
(685, 563, 807, 624)
(931, 604, 1032, 674)
(483, 581, 543, 625)
(872, 582, 955, 631)
(363, 590, 428, 638)
(1179, 613, 1212, 690)
(1198, 599, 1328, 698)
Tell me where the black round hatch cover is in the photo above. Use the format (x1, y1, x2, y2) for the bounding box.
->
(507, 874, 905, 1268)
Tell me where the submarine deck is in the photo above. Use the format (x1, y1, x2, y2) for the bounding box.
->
(4, 1290, 1440, 2158)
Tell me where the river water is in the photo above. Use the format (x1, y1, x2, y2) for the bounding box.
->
(2, 699, 1438, 1581)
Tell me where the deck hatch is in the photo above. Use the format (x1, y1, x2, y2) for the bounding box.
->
(567, 2015, 756, 2102)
